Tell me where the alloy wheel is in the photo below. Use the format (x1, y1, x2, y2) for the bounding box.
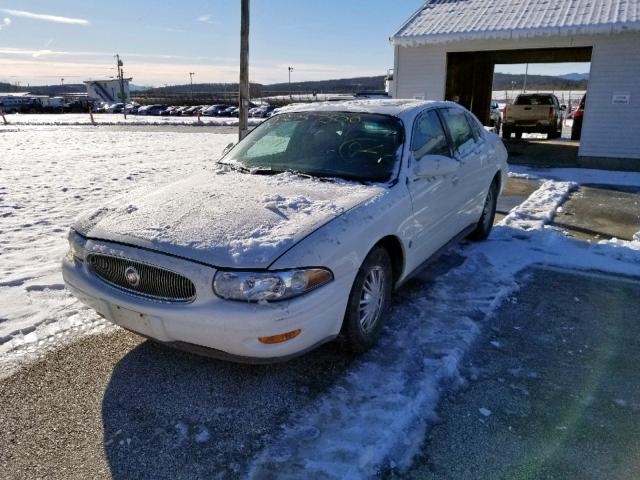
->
(358, 266, 386, 333)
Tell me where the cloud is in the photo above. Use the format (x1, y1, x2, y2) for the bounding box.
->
(0, 16, 10, 30)
(0, 46, 234, 63)
(196, 14, 213, 24)
(2, 9, 90, 26)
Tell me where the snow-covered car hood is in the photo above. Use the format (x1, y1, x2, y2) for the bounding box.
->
(74, 168, 384, 268)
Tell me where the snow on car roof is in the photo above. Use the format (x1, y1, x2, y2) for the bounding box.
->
(274, 99, 453, 119)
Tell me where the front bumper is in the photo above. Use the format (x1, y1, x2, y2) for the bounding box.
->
(62, 240, 351, 361)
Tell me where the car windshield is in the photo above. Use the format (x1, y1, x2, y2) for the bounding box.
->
(223, 112, 405, 182)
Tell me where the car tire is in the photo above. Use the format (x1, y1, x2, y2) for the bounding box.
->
(341, 246, 393, 353)
(468, 179, 499, 241)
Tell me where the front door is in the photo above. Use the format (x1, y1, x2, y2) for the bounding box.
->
(404, 108, 461, 274)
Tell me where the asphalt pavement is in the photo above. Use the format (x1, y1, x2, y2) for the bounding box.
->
(398, 267, 640, 480)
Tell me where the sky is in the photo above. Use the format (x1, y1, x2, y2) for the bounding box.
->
(0, 1, 591, 87)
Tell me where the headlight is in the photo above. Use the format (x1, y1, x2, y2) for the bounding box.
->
(65, 229, 88, 262)
(213, 268, 333, 302)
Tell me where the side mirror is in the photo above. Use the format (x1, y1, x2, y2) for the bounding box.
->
(413, 154, 459, 177)
(222, 142, 235, 156)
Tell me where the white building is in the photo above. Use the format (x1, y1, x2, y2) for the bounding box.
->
(84, 78, 132, 103)
(391, 0, 640, 170)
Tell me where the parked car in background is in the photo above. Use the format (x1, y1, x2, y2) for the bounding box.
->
(93, 103, 109, 113)
(170, 106, 188, 116)
(107, 103, 125, 114)
(202, 104, 229, 117)
(489, 100, 502, 132)
(143, 104, 169, 116)
(570, 94, 586, 141)
(181, 106, 200, 116)
(63, 99, 507, 362)
(160, 106, 177, 116)
(502, 93, 565, 139)
(220, 106, 238, 117)
(251, 105, 276, 118)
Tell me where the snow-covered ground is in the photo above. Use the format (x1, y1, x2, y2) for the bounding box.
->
(1, 124, 639, 476)
(0, 126, 235, 372)
(2, 113, 264, 127)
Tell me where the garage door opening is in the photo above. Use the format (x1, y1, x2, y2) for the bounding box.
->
(445, 47, 592, 167)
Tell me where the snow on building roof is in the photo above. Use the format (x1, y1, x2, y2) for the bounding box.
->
(392, 0, 640, 46)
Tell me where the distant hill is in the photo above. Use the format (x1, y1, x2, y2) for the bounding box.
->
(0, 82, 27, 93)
(27, 84, 86, 95)
(3, 72, 588, 101)
(493, 73, 588, 91)
(558, 72, 590, 81)
(141, 76, 386, 97)
(264, 76, 386, 94)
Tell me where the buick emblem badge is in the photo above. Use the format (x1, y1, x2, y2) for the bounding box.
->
(125, 266, 141, 287)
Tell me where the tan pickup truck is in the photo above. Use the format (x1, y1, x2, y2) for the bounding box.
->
(503, 93, 566, 140)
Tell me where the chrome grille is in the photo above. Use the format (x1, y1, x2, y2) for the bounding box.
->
(87, 254, 196, 302)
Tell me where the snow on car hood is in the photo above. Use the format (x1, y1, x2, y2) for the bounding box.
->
(74, 168, 384, 268)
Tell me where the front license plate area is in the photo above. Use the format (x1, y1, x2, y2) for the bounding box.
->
(109, 304, 154, 336)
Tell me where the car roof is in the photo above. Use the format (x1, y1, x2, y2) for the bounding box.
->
(274, 99, 458, 121)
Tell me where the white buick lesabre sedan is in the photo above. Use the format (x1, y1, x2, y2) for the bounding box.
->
(62, 100, 508, 362)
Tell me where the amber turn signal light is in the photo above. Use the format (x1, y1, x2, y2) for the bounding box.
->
(258, 329, 302, 344)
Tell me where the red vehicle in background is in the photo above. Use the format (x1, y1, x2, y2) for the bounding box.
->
(571, 95, 586, 140)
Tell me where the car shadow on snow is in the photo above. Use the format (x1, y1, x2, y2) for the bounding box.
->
(101, 335, 354, 479)
(100, 250, 466, 479)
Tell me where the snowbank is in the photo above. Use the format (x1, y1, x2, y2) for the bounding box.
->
(0, 126, 236, 376)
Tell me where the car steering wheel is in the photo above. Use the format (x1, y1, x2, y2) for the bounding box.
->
(338, 138, 385, 160)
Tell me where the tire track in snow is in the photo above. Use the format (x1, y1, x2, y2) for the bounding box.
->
(246, 181, 579, 479)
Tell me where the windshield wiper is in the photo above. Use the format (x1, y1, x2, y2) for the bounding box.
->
(289, 169, 369, 185)
(218, 162, 281, 175)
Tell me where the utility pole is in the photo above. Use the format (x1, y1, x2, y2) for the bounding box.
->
(288, 66, 294, 101)
(189, 72, 195, 102)
(239, 0, 250, 140)
(523, 63, 529, 93)
(115, 54, 127, 118)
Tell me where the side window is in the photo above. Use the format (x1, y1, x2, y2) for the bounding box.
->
(441, 108, 476, 155)
(465, 112, 485, 142)
(411, 110, 451, 158)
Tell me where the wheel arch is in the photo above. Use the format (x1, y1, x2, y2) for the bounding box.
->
(374, 235, 405, 286)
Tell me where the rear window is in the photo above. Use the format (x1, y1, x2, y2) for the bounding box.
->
(515, 95, 555, 106)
